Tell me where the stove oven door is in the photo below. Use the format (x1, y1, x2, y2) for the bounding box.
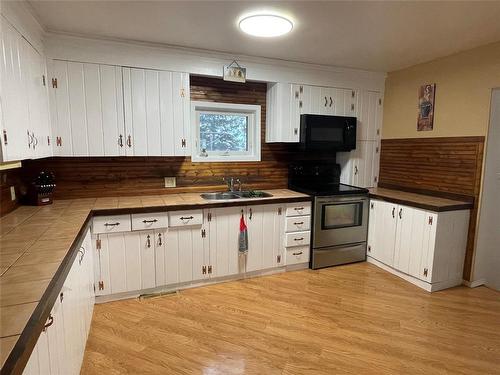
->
(313, 195, 368, 249)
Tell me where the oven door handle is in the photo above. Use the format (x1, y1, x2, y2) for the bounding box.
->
(316, 199, 367, 205)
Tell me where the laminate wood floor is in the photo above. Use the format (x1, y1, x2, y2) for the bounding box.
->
(81, 263, 500, 375)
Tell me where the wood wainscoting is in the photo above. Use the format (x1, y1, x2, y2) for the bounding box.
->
(378, 136, 485, 281)
(14, 76, 298, 202)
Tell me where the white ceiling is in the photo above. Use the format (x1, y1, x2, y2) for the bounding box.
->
(27, 0, 500, 72)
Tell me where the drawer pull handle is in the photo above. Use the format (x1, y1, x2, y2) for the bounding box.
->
(292, 251, 303, 256)
(43, 314, 54, 331)
(294, 221, 304, 225)
(142, 219, 158, 224)
(294, 207, 304, 211)
(180, 216, 194, 220)
(104, 222, 120, 227)
(294, 237, 304, 241)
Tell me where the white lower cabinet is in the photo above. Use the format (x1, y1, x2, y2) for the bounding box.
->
(23, 228, 94, 375)
(92, 201, 311, 299)
(367, 199, 470, 291)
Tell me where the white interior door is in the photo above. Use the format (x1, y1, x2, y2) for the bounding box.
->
(474, 88, 500, 290)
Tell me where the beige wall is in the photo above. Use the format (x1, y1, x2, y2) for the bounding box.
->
(382, 41, 500, 139)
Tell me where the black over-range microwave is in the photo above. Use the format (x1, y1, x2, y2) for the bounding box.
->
(299, 114, 357, 151)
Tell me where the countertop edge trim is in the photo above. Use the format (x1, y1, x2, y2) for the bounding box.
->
(368, 193, 473, 212)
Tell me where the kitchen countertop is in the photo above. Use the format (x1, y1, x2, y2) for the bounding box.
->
(0, 189, 310, 372)
(368, 187, 473, 212)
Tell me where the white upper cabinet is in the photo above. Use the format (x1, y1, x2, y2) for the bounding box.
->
(48, 62, 190, 157)
(49, 61, 125, 156)
(358, 90, 382, 141)
(1, 16, 52, 161)
(122, 67, 190, 156)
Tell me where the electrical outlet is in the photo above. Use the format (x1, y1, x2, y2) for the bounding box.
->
(10, 186, 16, 201)
(164, 177, 176, 188)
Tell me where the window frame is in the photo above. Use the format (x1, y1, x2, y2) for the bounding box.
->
(191, 101, 261, 162)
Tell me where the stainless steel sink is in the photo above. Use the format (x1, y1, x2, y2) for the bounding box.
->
(200, 191, 273, 200)
(200, 192, 240, 200)
(234, 191, 273, 198)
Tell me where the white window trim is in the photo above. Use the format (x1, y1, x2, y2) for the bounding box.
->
(191, 101, 261, 162)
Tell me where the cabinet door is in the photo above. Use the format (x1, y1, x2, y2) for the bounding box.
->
(289, 84, 301, 141)
(245, 204, 284, 272)
(414, 212, 437, 282)
(23, 41, 52, 159)
(359, 90, 382, 141)
(172, 72, 191, 155)
(394, 205, 422, 274)
(154, 230, 166, 286)
(48, 60, 73, 156)
(209, 206, 244, 278)
(123, 68, 190, 156)
(319, 87, 332, 115)
(139, 232, 157, 289)
(106, 233, 127, 294)
(0, 19, 31, 161)
(170, 225, 204, 283)
(351, 140, 378, 188)
(368, 199, 397, 266)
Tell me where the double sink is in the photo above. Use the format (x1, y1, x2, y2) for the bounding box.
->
(200, 191, 273, 200)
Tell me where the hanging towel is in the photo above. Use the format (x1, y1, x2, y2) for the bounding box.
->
(239, 213, 248, 254)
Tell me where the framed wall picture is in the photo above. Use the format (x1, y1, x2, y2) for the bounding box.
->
(417, 83, 436, 131)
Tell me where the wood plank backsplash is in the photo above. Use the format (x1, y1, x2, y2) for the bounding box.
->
(16, 76, 298, 201)
(378, 136, 485, 281)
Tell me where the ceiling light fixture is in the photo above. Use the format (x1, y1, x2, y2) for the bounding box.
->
(239, 14, 293, 37)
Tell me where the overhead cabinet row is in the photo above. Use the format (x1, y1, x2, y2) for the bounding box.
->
(48, 61, 191, 157)
(266, 82, 382, 143)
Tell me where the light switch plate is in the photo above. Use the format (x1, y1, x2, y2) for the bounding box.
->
(10, 186, 16, 201)
(164, 177, 176, 188)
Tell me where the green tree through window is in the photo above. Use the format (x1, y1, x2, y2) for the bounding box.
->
(199, 113, 248, 152)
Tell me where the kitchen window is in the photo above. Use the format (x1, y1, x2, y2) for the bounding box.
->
(191, 101, 261, 162)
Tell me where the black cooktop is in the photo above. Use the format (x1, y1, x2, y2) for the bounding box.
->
(288, 160, 369, 197)
(289, 182, 369, 197)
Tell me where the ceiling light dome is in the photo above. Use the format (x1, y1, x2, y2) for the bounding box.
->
(239, 14, 293, 37)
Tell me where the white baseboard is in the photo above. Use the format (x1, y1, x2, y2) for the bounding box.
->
(95, 263, 309, 304)
(463, 278, 487, 288)
(366, 256, 462, 292)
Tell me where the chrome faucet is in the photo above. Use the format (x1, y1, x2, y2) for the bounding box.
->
(223, 177, 242, 192)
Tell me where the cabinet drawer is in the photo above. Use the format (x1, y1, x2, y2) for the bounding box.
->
(285, 203, 311, 217)
(93, 215, 131, 234)
(285, 231, 310, 247)
(285, 216, 311, 232)
(286, 246, 310, 265)
(131, 212, 168, 231)
(169, 210, 203, 227)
